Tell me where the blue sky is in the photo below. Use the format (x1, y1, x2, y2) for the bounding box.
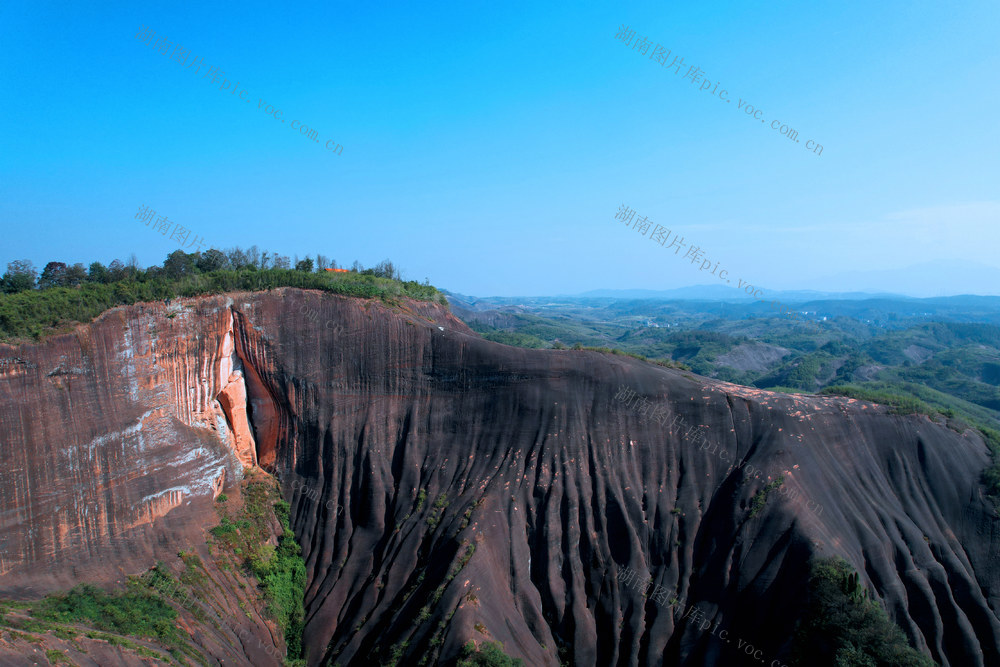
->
(1, 0, 998, 297)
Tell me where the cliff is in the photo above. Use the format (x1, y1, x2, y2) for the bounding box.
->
(1, 288, 998, 666)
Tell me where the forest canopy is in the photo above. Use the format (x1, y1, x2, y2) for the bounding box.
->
(0, 247, 444, 342)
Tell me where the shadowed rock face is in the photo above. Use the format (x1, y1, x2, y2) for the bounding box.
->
(2, 289, 999, 666)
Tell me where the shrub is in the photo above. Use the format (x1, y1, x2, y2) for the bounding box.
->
(179, 551, 206, 587)
(749, 477, 784, 517)
(790, 557, 935, 667)
(45, 650, 70, 665)
(208, 477, 307, 661)
(247, 544, 277, 576)
(30, 584, 178, 643)
(426, 493, 449, 528)
(457, 640, 525, 666)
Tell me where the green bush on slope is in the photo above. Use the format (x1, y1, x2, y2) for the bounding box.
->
(30, 584, 178, 642)
(208, 473, 307, 661)
(457, 640, 525, 666)
(791, 557, 935, 667)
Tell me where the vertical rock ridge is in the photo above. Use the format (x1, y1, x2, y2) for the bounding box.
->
(230, 307, 284, 472)
(216, 310, 258, 468)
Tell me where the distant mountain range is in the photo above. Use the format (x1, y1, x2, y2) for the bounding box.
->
(443, 260, 1000, 302)
(813, 259, 1000, 297)
(445, 287, 1000, 308)
(445, 275, 1000, 305)
(569, 285, 907, 302)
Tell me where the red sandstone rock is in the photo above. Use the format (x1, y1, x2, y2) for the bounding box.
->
(1, 288, 998, 666)
(218, 370, 258, 468)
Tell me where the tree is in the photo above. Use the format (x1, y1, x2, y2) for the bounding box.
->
(107, 259, 128, 282)
(315, 255, 330, 271)
(162, 250, 198, 280)
(88, 262, 109, 283)
(295, 257, 314, 273)
(2, 260, 38, 293)
(38, 262, 69, 289)
(64, 263, 87, 287)
(197, 248, 229, 272)
(227, 247, 251, 270)
(372, 259, 400, 280)
(272, 255, 290, 270)
(791, 557, 935, 667)
(246, 245, 262, 270)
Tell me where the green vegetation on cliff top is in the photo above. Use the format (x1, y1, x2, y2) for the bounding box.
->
(0, 249, 446, 342)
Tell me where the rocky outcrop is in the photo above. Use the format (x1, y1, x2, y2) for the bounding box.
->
(2, 288, 999, 666)
(218, 369, 258, 468)
(0, 299, 236, 589)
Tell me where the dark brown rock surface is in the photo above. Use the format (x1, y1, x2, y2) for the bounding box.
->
(2, 289, 999, 666)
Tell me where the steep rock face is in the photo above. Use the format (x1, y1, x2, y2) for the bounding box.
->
(2, 289, 999, 666)
(225, 290, 1000, 666)
(0, 299, 239, 588)
(0, 296, 283, 662)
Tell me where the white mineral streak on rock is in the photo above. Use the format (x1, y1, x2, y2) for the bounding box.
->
(139, 485, 192, 505)
(73, 408, 157, 458)
(121, 314, 139, 401)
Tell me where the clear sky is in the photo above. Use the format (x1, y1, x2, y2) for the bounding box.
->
(1, 1, 998, 297)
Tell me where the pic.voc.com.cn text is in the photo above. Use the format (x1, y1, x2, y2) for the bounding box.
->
(134, 26, 344, 157)
(614, 204, 804, 323)
(615, 25, 823, 157)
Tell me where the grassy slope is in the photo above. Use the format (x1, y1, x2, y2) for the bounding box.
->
(0, 470, 305, 666)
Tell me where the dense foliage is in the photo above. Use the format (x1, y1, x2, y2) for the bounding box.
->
(210, 471, 306, 662)
(457, 640, 525, 666)
(30, 584, 178, 642)
(791, 557, 936, 667)
(0, 248, 445, 342)
(264, 499, 307, 658)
